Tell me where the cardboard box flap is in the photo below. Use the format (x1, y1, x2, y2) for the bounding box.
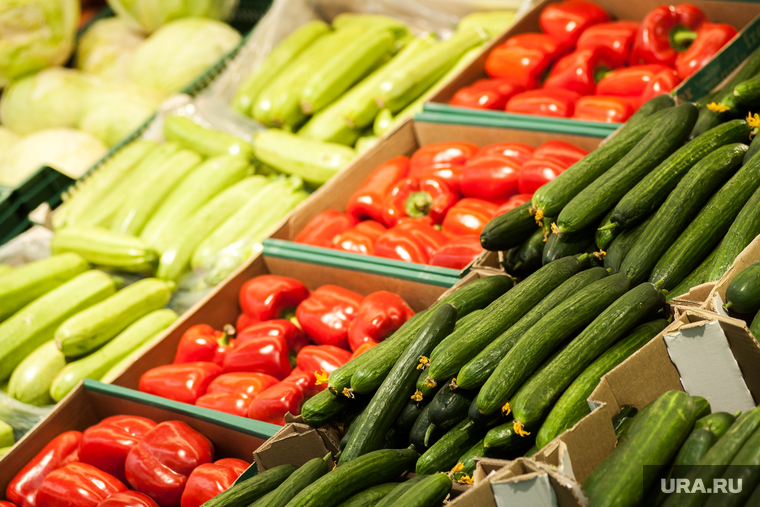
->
(704, 235, 760, 313)
(534, 440, 575, 481)
(670, 282, 716, 307)
(253, 422, 340, 471)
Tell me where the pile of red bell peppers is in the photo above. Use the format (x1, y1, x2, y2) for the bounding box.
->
(4, 417, 247, 507)
(295, 140, 588, 268)
(137, 275, 415, 426)
(451, 1, 737, 122)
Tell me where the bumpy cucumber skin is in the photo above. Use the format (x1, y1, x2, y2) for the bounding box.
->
(302, 389, 350, 427)
(695, 412, 736, 440)
(595, 209, 619, 251)
(202, 465, 297, 507)
(484, 422, 534, 452)
(394, 473, 452, 507)
(604, 216, 652, 274)
(542, 231, 595, 265)
(415, 418, 481, 475)
(335, 483, 398, 507)
(480, 201, 536, 251)
(726, 260, 760, 314)
(703, 424, 760, 507)
(373, 476, 427, 507)
(258, 455, 330, 507)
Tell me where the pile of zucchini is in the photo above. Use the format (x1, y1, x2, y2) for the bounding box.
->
(486, 49, 760, 302)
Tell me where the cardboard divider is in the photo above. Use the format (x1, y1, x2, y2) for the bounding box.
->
(253, 420, 341, 472)
(704, 235, 760, 317)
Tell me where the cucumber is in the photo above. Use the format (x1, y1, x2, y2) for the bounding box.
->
(410, 402, 438, 451)
(752, 311, 760, 338)
(429, 309, 485, 365)
(542, 230, 595, 265)
(725, 260, 760, 314)
(613, 406, 638, 440)
(339, 305, 456, 465)
(693, 397, 712, 420)
(703, 424, 760, 507)
(202, 464, 297, 507)
(501, 247, 520, 275)
(7, 340, 65, 406)
(249, 491, 275, 507)
(51, 226, 159, 274)
(414, 368, 438, 399)
(666, 248, 720, 302)
(468, 396, 499, 429)
(426, 256, 587, 384)
(336, 483, 398, 507)
(732, 75, 760, 107)
(394, 473, 452, 506)
(258, 454, 331, 507)
(394, 396, 430, 435)
(479, 201, 537, 251)
(457, 267, 609, 390)
(484, 422, 534, 452)
(163, 115, 254, 161)
(0, 270, 117, 382)
(0, 253, 88, 321)
(302, 389, 351, 427)
(50, 309, 178, 401)
(595, 209, 619, 251)
(556, 103, 698, 236)
(532, 95, 674, 219)
(536, 319, 668, 448)
(477, 273, 630, 416)
(695, 412, 736, 439)
(511, 228, 544, 277)
(347, 276, 511, 396)
(584, 391, 697, 507)
(697, 49, 760, 108)
(610, 120, 751, 230)
(341, 402, 370, 450)
(285, 449, 417, 507)
(55, 278, 174, 358)
(745, 128, 760, 164)
(604, 216, 652, 274)
(510, 282, 665, 431)
(373, 476, 427, 507)
(453, 438, 509, 481)
(651, 147, 760, 290)
(622, 143, 747, 286)
(427, 386, 477, 429)
(415, 418, 483, 475)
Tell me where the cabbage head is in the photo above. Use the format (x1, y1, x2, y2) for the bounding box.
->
(76, 17, 145, 81)
(107, 0, 239, 34)
(78, 82, 161, 146)
(0, 0, 79, 87)
(129, 17, 241, 97)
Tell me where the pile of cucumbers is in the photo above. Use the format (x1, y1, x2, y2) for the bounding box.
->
(724, 260, 760, 337)
(0, 253, 177, 406)
(486, 48, 760, 301)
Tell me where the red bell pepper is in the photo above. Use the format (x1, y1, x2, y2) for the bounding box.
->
(295, 285, 363, 349)
(532, 141, 588, 166)
(36, 463, 126, 507)
(442, 199, 498, 237)
(97, 491, 158, 507)
(544, 47, 620, 96)
(596, 65, 678, 97)
(293, 210, 357, 249)
(282, 367, 322, 397)
(333, 221, 386, 255)
(195, 372, 280, 417)
(572, 95, 634, 123)
(374, 217, 446, 265)
(576, 21, 640, 67)
(382, 177, 458, 227)
(484, 33, 565, 89)
(640, 68, 682, 104)
(479, 142, 535, 165)
(222, 334, 292, 380)
(236, 320, 308, 354)
(246, 382, 305, 426)
(235, 313, 256, 335)
(125, 421, 214, 507)
(539, 0, 610, 47)
(179, 459, 248, 507)
(295, 345, 352, 390)
(173, 325, 231, 367)
(506, 89, 581, 118)
(78, 416, 157, 484)
(496, 194, 534, 216)
(349, 341, 377, 360)
(239, 275, 309, 323)
(518, 158, 570, 194)
(460, 148, 523, 201)
(138, 362, 223, 404)
(675, 23, 737, 79)
(630, 4, 706, 67)
(429, 236, 484, 270)
(450, 79, 524, 110)
(194, 391, 250, 417)
(0, 503, 17, 507)
(408, 142, 480, 192)
(7, 431, 82, 507)
(346, 291, 414, 352)
(346, 156, 410, 222)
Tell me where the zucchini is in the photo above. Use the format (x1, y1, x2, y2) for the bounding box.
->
(613, 406, 638, 440)
(532, 95, 674, 218)
(477, 273, 630, 416)
(202, 464, 297, 507)
(542, 230, 595, 264)
(725, 260, 760, 314)
(426, 256, 587, 384)
(480, 201, 536, 251)
(336, 483, 398, 507)
(427, 386, 477, 429)
(510, 282, 665, 432)
(394, 473, 451, 506)
(373, 477, 427, 507)
(536, 319, 668, 448)
(622, 143, 747, 286)
(416, 418, 482, 475)
(339, 304, 456, 465)
(258, 454, 331, 507)
(457, 266, 609, 390)
(584, 391, 697, 507)
(163, 115, 254, 161)
(610, 119, 750, 229)
(511, 228, 544, 277)
(595, 209, 619, 251)
(695, 412, 736, 439)
(651, 147, 760, 290)
(51, 227, 159, 274)
(556, 103, 698, 236)
(302, 388, 350, 428)
(484, 422, 534, 452)
(410, 402, 438, 451)
(604, 216, 652, 274)
(703, 425, 760, 507)
(8, 340, 65, 406)
(284, 449, 417, 507)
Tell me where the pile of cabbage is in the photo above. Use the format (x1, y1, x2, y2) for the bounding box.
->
(0, 0, 241, 187)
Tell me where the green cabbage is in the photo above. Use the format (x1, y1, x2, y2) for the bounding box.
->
(129, 17, 241, 97)
(76, 17, 145, 81)
(106, 0, 239, 34)
(0, 0, 79, 87)
(78, 82, 161, 146)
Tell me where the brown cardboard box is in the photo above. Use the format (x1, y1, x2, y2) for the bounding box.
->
(704, 235, 760, 317)
(253, 421, 340, 471)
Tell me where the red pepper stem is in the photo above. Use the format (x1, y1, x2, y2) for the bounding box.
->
(405, 191, 433, 218)
(670, 26, 698, 52)
(593, 66, 612, 84)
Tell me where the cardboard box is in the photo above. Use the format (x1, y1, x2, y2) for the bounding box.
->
(253, 420, 340, 471)
(704, 235, 760, 317)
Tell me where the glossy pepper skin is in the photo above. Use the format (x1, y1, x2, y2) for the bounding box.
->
(173, 325, 231, 367)
(409, 142, 480, 192)
(640, 68, 682, 103)
(630, 4, 706, 67)
(346, 156, 409, 222)
(222, 334, 292, 380)
(506, 88, 581, 118)
(282, 367, 322, 398)
(675, 23, 737, 79)
(349, 341, 377, 360)
(179, 458, 248, 507)
(382, 177, 458, 227)
(333, 221, 386, 255)
(125, 421, 214, 507)
(496, 194, 533, 216)
(460, 145, 525, 201)
(236, 320, 308, 354)
(442, 198, 498, 237)
(294, 210, 357, 249)
(576, 21, 639, 66)
(139, 363, 223, 404)
(36, 463, 126, 507)
(97, 491, 158, 507)
(429, 236, 484, 270)
(539, 0, 610, 47)
(375, 218, 447, 264)
(296, 345, 352, 381)
(346, 291, 414, 352)
(0, 503, 17, 507)
(572, 95, 634, 123)
(246, 382, 304, 426)
(239, 276, 309, 323)
(450, 79, 524, 110)
(518, 157, 570, 194)
(295, 285, 363, 349)
(78, 416, 158, 483)
(195, 372, 279, 417)
(532, 141, 588, 167)
(596, 64, 678, 97)
(544, 47, 621, 95)
(485, 33, 565, 89)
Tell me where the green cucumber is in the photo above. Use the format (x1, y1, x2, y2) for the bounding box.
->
(414, 368, 438, 399)
(202, 464, 297, 507)
(341, 402, 370, 450)
(285, 449, 417, 507)
(426, 256, 587, 384)
(452, 438, 508, 481)
(542, 231, 595, 265)
(651, 147, 760, 290)
(336, 483, 398, 507)
(584, 391, 697, 507)
(697, 48, 760, 108)
(339, 304, 456, 465)
(8, 340, 65, 406)
(610, 120, 751, 230)
(457, 266, 609, 390)
(666, 248, 720, 301)
(703, 426, 760, 507)
(427, 386, 477, 430)
(0, 253, 88, 322)
(163, 115, 254, 161)
(410, 402, 438, 451)
(258, 454, 331, 507)
(394, 473, 451, 506)
(536, 319, 668, 448)
(302, 388, 350, 427)
(429, 309, 487, 365)
(416, 418, 483, 475)
(468, 396, 499, 429)
(394, 397, 430, 435)
(733, 75, 760, 107)
(557, 103, 698, 236)
(477, 273, 630, 416)
(501, 247, 520, 275)
(613, 406, 638, 440)
(693, 397, 712, 420)
(510, 282, 665, 431)
(604, 216, 652, 274)
(752, 310, 760, 338)
(622, 143, 747, 286)
(695, 412, 736, 439)
(479, 201, 537, 251)
(511, 228, 544, 277)
(595, 209, 619, 251)
(373, 476, 427, 507)
(745, 129, 760, 164)
(484, 422, 534, 452)
(725, 260, 760, 314)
